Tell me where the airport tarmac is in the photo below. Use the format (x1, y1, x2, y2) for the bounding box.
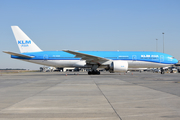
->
(0, 72, 180, 120)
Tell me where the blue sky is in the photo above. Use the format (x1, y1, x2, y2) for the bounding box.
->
(0, 0, 180, 69)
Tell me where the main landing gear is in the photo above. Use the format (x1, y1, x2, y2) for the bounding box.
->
(88, 65, 100, 75)
(88, 70, 100, 75)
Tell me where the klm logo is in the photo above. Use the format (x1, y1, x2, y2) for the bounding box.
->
(18, 40, 31, 47)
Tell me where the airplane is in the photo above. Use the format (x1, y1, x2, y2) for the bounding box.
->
(3, 26, 178, 75)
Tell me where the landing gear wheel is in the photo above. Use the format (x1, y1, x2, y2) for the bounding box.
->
(88, 71, 91, 75)
(88, 70, 100, 75)
(160, 68, 165, 74)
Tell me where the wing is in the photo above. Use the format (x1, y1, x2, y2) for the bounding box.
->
(3, 51, 34, 58)
(63, 50, 109, 64)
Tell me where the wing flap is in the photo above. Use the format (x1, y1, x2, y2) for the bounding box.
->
(3, 51, 34, 58)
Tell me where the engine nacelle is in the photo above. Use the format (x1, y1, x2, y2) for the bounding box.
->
(109, 61, 128, 73)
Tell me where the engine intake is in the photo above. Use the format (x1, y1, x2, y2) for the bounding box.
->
(109, 61, 128, 73)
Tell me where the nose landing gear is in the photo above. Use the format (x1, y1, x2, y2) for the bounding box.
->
(160, 68, 165, 74)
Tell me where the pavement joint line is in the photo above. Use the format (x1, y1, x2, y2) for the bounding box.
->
(129, 81, 180, 98)
(111, 96, 177, 104)
(105, 75, 180, 98)
(91, 76, 122, 120)
(0, 78, 67, 112)
(121, 111, 179, 117)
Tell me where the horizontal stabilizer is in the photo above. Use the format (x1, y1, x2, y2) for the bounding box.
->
(3, 51, 34, 58)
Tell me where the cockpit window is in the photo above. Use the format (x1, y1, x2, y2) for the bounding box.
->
(169, 57, 175, 59)
(168, 56, 175, 61)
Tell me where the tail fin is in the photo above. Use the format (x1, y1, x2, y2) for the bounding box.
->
(11, 26, 42, 53)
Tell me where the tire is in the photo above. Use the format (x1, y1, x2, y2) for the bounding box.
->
(88, 71, 91, 75)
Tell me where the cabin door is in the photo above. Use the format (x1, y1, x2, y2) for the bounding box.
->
(43, 54, 48, 61)
(132, 55, 137, 61)
(160, 55, 164, 63)
(132, 55, 137, 67)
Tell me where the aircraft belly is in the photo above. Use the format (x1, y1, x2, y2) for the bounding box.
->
(128, 61, 172, 68)
(27, 60, 86, 67)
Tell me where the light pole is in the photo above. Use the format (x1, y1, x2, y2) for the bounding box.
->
(162, 32, 164, 53)
(156, 39, 158, 52)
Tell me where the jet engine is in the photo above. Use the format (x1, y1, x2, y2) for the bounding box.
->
(109, 61, 128, 73)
